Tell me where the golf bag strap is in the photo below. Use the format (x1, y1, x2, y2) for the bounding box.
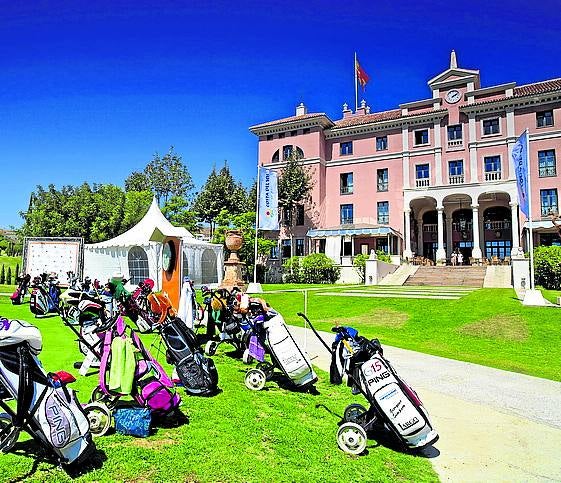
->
(14, 346, 34, 428)
(98, 326, 116, 394)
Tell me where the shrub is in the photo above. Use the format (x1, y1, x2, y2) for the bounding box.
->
(534, 245, 561, 289)
(282, 254, 340, 284)
(282, 256, 302, 283)
(376, 250, 392, 263)
(353, 254, 369, 282)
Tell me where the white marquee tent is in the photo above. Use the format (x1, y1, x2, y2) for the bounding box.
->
(83, 198, 223, 288)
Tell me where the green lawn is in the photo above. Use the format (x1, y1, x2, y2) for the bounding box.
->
(0, 297, 438, 482)
(260, 285, 561, 382)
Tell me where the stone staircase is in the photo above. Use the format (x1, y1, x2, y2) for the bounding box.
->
(379, 264, 419, 285)
(404, 266, 487, 287)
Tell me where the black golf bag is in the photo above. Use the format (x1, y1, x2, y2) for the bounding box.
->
(160, 317, 219, 396)
(0, 318, 94, 465)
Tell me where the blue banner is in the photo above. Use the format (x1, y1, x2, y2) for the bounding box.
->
(511, 131, 529, 217)
(258, 167, 279, 230)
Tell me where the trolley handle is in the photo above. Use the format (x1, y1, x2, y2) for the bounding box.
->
(296, 312, 334, 355)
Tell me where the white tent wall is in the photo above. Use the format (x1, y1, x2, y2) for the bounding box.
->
(182, 242, 224, 287)
(83, 242, 161, 287)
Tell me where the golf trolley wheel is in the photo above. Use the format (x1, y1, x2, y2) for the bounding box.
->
(343, 403, 368, 423)
(244, 369, 267, 391)
(337, 422, 367, 455)
(90, 387, 118, 410)
(242, 348, 253, 365)
(83, 403, 112, 437)
(204, 340, 217, 356)
(256, 362, 274, 380)
(0, 413, 18, 453)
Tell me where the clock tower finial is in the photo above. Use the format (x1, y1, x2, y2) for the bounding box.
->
(450, 50, 457, 69)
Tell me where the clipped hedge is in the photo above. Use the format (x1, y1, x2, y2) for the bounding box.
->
(283, 253, 340, 284)
(534, 245, 561, 289)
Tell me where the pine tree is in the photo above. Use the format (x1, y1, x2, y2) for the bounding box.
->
(0, 265, 5, 284)
(6, 267, 12, 285)
(15, 263, 20, 281)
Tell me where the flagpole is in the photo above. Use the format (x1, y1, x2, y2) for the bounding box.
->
(354, 52, 358, 111)
(524, 128, 536, 291)
(253, 164, 261, 286)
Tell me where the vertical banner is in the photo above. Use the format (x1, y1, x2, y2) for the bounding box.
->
(258, 166, 279, 230)
(511, 130, 529, 217)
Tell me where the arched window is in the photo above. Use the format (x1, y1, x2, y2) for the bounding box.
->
(201, 249, 218, 284)
(128, 246, 149, 285)
(272, 149, 280, 163)
(273, 145, 304, 163)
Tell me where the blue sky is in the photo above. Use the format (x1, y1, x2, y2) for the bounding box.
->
(1, 0, 560, 228)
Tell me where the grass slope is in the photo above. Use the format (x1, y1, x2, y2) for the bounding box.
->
(261, 286, 561, 382)
(0, 298, 437, 482)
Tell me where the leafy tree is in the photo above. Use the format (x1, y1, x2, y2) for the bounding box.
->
(282, 254, 340, 284)
(20, 183, 150, 243)
(144, 147, 194, 205)
(212, 209, 276, 281)
(277, 149, 313, 227)
(122, 191, 153, 231)
(162, 195, 199, 234)
(193, 162, 249, 237)
(125, 171, 151, 192)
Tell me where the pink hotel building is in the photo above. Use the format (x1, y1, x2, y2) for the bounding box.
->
(249, 53, 561, 269)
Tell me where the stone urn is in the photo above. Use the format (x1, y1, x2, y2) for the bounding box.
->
(225, 230, 243, 255)
(221, 230, 245, 290)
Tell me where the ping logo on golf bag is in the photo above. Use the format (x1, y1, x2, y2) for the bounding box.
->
(45, 394, 71, 448)
(363, 357, 391, 385)
(0, 318, 10, 331)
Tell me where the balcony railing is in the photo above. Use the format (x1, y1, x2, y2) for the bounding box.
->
(447, 139, 463, 148)
(452, 222, 473, 231)
(485, 170, 502, 181)
(340, 186, 353, 194)
(539, 166, 557, 177)
(449, 174, 464, 185)
(416, 178, 430, 188)
(484, 220, 511, 230)
(341, 217, 354, 225)
(423, 224, 437, 232)
(377, 182, 388, 192)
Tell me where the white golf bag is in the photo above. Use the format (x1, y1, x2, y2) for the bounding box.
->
(0, 318, 94, 464)
(264, 313, 317, 387)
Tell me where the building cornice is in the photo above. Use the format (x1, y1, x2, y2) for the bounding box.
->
(465, 82, 517, 98)
(460, 90, 561, 115)
(249, 115, 334, 136)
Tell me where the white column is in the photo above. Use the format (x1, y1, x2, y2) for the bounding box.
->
(436, 206, 446, 262)
(434, 120, 443, 185)
(506, 108, 516, 180)
(402, 125, 410, 189)
(404, 209, 413, 259)
(510, 202, 523, 256)
(471, 204, 483, 259)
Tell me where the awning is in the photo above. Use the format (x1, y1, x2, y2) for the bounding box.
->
(307, 224, 402, 238)
(522, 220, 557, 230)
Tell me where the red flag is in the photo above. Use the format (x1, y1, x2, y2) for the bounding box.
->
(355, 58, 370, 90)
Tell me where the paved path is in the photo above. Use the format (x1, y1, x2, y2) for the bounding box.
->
(289, 324, 561, 482)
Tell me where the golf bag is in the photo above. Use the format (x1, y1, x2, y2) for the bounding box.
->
(29, 275, 60, 316)
(11, 274, 31, 305)
(97, 316, 180, 416)
(263, 312, 317, 388)
(331, 328, 438, 450)
(0, 318, 94, 465)
(160, 316, 219, 397)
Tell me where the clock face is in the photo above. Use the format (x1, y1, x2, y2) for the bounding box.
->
(162, 241, 175, 273)
(446, 89, 461, 104)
